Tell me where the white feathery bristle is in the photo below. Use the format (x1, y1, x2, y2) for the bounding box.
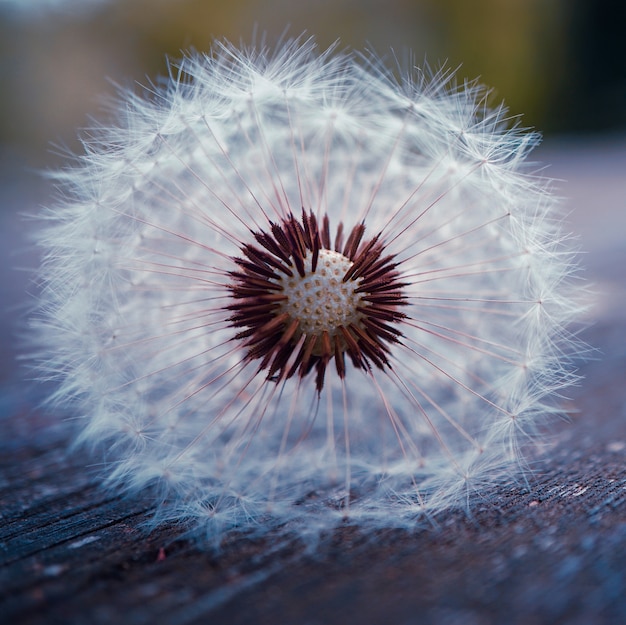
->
(33, 36, 586, 542)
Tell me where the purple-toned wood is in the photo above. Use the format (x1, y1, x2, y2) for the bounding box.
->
(1, 141, 625, 625)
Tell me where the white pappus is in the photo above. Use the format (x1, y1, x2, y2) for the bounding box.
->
(33, 36, 585, 540)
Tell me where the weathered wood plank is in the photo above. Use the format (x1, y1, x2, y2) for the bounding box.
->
(1, 322, 625, 625)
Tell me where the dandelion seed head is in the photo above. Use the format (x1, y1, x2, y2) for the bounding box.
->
(33, 36, 585, 541)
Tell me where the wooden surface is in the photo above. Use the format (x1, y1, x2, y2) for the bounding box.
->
(0, 319, 625, 625)
(1, 139, 625, 624)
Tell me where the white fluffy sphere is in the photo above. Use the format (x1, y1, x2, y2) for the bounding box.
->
(34, 37, 584, 539)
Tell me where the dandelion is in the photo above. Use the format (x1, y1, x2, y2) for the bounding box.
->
(34, 37, 584, 539)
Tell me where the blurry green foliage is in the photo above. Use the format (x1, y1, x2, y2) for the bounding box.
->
(0, 0, 624, 167)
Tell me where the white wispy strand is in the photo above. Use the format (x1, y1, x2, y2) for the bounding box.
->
(33, 37, 585, 541)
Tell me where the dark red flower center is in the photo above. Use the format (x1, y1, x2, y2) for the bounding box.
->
(227, 209, 408, 392)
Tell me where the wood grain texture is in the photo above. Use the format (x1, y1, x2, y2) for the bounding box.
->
(1, 321, 625, 625)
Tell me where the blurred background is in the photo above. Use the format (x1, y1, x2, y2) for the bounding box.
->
(1, 0, 625, 167)
(0, 0, 625, 392)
